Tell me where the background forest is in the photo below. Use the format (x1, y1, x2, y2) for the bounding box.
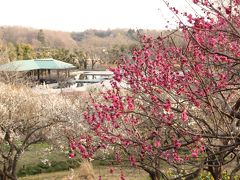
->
(0, 26, 164, 69)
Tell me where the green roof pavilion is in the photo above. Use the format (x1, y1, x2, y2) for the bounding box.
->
(0, 58, 75, 71)
(0, 58, 76, 80)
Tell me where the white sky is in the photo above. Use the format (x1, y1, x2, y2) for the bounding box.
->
(0, 0, 194, 32)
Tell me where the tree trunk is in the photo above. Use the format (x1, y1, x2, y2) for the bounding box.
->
(83, 61, 87, 70)
(91, 60, 96, 70)
(2, 164, 18, 180)
(208, 157, 222, 180)
(1, 152, 20, 180)
(140, 163, 162, 180)
(0, 174, 7, 180)
(11, 153, 19, 180)
(148, 171, 161, 180)
(209, 167, 222, 180)
(0, 171, 7, 180)
(141, 167, 161, 180)
(3, 166, 18, 180)
(206, 148, 223, 180)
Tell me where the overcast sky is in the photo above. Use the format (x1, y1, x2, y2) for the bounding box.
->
(0, 0, 194, 32)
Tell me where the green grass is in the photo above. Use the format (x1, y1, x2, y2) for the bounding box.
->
(17, 143, 82, 177)
(18, 143, 69, 170)
(17, 143, 149, 179)
(15, 143, 240, 180)
(19, 171, 70, 180)
(19, 166, 149, 180)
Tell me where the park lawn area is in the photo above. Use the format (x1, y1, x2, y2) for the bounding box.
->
(17, 143, 149, 179)
(18, 143, 69, 170)
(19, 165, 149, 180)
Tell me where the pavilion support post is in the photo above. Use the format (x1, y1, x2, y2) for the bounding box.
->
(65, 70, 68, 78)
(57, 70, 60, 79)
(48, 69, 51, 78)
(33, 71, 35, 80)
(37, 70, 40, 80)
(67, 70, 70, 78)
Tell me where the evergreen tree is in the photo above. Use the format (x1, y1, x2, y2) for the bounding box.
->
(16, 43, 34, 60)
(37, 29, 46, 45)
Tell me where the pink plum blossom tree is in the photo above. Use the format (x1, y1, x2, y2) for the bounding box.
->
(71, 0, 240, 179)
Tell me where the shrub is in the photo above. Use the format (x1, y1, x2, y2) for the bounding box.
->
(17, 159, 80, 177)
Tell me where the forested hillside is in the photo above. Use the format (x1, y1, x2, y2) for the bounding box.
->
(0, 26, 167, 69)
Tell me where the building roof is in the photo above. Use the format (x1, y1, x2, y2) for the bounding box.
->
(0, 58, 76, 72)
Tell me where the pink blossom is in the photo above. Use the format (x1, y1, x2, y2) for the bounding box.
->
(130, 155, 136, 166)
(173, 140, 181, 149)
(225, 7, 232, 15)
(173, 152, 182, 162)
(236, 52, 240, 58)
(115, 152, 121, 162)
(187, 14, 193, 23)
(200, 145, 205, 152)
(154, 140, 161, 148)
(163, 99, 171, 112)
(70, 142, 77, 150)
(127, 96, 134, 111)
(192, 150, 199, 158)
(181, 109, 188, 122)
(185, 155, 190, 161)
(120, 172, 126, 180)
(68, 153, 75, 159)
(235, 0, 240, 5)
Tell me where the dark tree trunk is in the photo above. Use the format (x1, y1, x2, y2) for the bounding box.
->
(140, 166, 161, 180)
(209, 167, 222, 180)
(205, 147, 224, 180)
(148, 171, 161, 180)
(2, 164, 18, 180)
(0, 171, 7, 180)
(1, 152, 21, 180)
(207, 155, 222, 180)
(0, 175, 7, 180)
(83, 61, 87, 70)
(91, 60, 97, 70)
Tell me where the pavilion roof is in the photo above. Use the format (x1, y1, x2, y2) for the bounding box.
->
(0, 58, 76, 72)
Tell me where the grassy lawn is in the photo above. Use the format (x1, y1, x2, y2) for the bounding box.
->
(18, 143, 69, 170)
(17, 143, 149, 179)
(19, 165, 149, 180)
